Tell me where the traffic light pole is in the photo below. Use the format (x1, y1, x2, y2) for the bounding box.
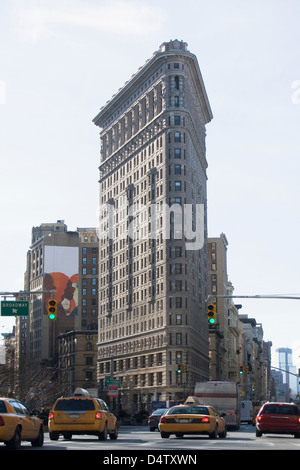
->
(0, 290, 56, 297)
(207, 294, 300, 302)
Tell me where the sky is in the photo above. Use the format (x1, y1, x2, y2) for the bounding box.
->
(0, 0, 300, 369)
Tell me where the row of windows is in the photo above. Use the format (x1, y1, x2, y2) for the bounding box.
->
(82, 267, 97, 275)
(82, 247, 97, 254)
(82, 257, 97, 265)
(100, 112, 184, 192)
(82, 289, 97, 296)
(99, 352, 164, 374)
(99, 316, 164, 341)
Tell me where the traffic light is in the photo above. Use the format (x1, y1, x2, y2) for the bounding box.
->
(48, 299, 57, 320)
(239, 366, 244, 375)
(207, 303, 216, 326)
(177, 364, 182, 374)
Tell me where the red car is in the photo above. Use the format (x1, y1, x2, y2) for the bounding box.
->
(256, 402, 300, 438)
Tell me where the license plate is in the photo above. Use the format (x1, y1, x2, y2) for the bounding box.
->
(179, 418, 189, 423)
(70, 414, 80, 419)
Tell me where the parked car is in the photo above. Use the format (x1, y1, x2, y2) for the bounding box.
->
(0, 397, 44, 449)
(49, 392, 118, 441)
(148, 408, 168, 431)
(256, 402, 300, 438)
(158, 404, 227, 439)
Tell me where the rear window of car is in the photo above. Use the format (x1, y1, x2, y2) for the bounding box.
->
(262, 404, 299, 415)
(169, 406, 209, 415)
(0, 401, 7, 413)
(54, 399, 96, 411)
(152, 409, 168, 415)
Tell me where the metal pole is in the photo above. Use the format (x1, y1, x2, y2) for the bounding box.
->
(0, 290, 56, 296)
(206, 294, 300, 302)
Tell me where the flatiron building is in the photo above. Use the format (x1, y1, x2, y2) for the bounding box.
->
(93, 40, 213, 412)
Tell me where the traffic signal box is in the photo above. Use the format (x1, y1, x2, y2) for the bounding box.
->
(48, 299, 57, 320)
(207, 303, 217, 326)
(177, 364, 187, 374)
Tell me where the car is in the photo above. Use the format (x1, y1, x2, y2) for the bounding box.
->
(0, 397, 44, 449)
(252, 405, 261, 426)
(256, 402, 300, 438)
(148, 408, 168, 431)
(158, 404, 227, 439)
(48, 391, 118, 441)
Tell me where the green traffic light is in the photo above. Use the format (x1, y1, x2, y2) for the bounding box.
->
(48, 313, 56, 320)
(208, 317, 216, 324)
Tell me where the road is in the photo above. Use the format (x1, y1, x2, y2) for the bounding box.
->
(3, 424, 300, 453)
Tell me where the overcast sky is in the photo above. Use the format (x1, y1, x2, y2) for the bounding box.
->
(0, 0, 300, 367)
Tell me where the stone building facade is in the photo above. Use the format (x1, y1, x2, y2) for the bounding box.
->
(93, 40, 213, 412)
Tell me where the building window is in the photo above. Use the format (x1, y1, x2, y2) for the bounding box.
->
(174, 148, 181, 158)
(85, 371, 93, 381)
(175, 246, 182, 257)
(175, 263, 182, 274)
(174, 131, 181, 142)
(176, 333, 182, 345)
(175, 181, 181, 191)
(174, 164, 181, 175)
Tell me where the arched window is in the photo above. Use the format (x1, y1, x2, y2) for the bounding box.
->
(174, 131, 181, 142)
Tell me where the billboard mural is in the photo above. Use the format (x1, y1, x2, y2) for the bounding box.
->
(44, 246, 78, 316)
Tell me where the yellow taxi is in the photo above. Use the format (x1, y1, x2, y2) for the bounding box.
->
(48, 390, 118, 441)
(0, 397, 44, 449)
(252, 405, 261, 426)
(159, 404, 227, 439)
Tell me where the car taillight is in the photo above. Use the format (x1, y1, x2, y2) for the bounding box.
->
(298, 417, 300, 423)
(257, 416, 262, 422)
(48, 412, 54, 421)
(160, 416, 167, 423)
(201, 417, 210, 423)
(0, 416, 4, 426)
(95, 412, 102, 420)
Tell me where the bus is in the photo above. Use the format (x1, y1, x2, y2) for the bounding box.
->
(194, 381, 241, 429)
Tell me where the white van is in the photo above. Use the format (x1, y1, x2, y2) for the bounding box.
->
(240, 400, 253, 424)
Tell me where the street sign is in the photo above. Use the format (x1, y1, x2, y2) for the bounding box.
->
(108, 384, 118, 397)
(104, 377, 121, 388)
(1, 301, 29, 316)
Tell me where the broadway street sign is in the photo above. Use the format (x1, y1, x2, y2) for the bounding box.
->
(0, 301, 29, 316)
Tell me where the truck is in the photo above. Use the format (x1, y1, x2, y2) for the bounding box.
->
(240, 400, 253, 424)
(193, 381, 241, 429)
